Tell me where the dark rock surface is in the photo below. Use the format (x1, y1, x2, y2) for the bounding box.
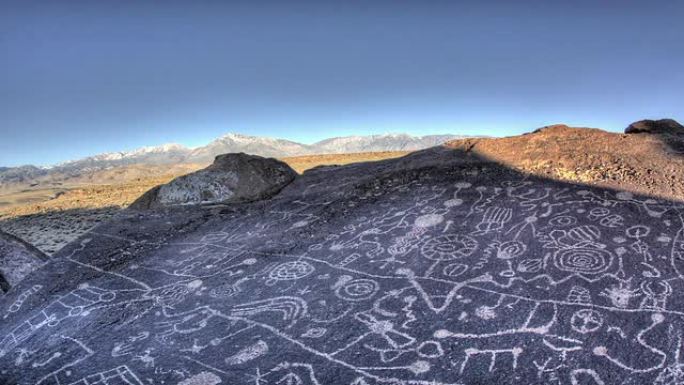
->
(130, 153, 297, 209)
(3, 147, 684, 384)
(625, 118, 684, 135)
(0, 231, 47, 293)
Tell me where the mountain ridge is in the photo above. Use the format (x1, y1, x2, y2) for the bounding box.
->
(0, 132, 474, 186)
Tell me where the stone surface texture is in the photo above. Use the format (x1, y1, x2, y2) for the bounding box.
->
(2, 147, 684, 384)
(0, 230, 46, 293)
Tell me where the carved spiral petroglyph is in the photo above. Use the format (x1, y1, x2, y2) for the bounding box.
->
(554, 248, 613, 275)
(333, 275, 379, 301)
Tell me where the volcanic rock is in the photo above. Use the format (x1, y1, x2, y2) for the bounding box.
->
(0, 231, 47, 293)
(3, 146, 684, 384)
(130, 153, 297, 209)
(625, 118, 684, 135)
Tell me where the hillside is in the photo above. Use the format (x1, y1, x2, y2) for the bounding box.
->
(446, 121, 684, 200)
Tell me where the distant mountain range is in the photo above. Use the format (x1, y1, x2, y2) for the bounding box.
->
(0, 132, 474, 186)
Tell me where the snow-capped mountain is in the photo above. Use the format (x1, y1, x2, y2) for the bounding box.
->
(311, 134, 460, 154)
(55, 143, 191, 171)
(0, 132, 475, 186)
(188, 134, 309, 162)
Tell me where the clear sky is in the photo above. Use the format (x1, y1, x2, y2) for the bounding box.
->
(1, 0, 682, 167)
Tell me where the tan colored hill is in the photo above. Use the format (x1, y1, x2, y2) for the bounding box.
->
(446, 123, 684, 200)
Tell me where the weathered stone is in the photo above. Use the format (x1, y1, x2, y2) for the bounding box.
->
(0, 231, 47, 293)
(625, 118, 684, 134)
(3, 147, 684, 384)
(130, 153, 297, 209)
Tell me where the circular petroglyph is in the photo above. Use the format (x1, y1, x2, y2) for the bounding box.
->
(548, 215, 577, 227)
(266, 261, 315, 285)
(334, 277, 379, 301)
(421, 235, 478, 261)
(588, 207, 610, 220)
(442, 262, 469, 277)
(626, 225, 651, 239)
(571, 309, 603, 333)
(417, 341, 444, 359)
(553, 248, 613, 275)
(496, 241, 526, 260)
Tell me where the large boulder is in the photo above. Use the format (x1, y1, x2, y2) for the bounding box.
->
(0, 231, 47, 293)
(625, 118, 684, 134)
(130, 153, 297, 209)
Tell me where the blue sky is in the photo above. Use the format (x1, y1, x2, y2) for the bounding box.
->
(1, 0, 682, 167)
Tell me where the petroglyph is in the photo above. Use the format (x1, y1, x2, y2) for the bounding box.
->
(3, 148, 684, 384)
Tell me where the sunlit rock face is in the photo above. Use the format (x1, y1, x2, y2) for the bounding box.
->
(0, 231, 46, 293)
(3, 147, 684, 385)
(130, 153, 297, 209)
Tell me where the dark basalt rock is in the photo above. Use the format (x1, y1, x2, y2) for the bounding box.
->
(3, 147, 684, 384)
(0, 231, 47, 293)
(625, 118, 684, 135)
(130, 153, 297, 209)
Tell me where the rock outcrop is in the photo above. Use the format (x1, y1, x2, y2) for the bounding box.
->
(446, 121, 684, 200)
(0, 231, 47, 293)
(3, 147, 684, 384)
(625, 118, 684, 135)
(130, 153, 297, 209)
